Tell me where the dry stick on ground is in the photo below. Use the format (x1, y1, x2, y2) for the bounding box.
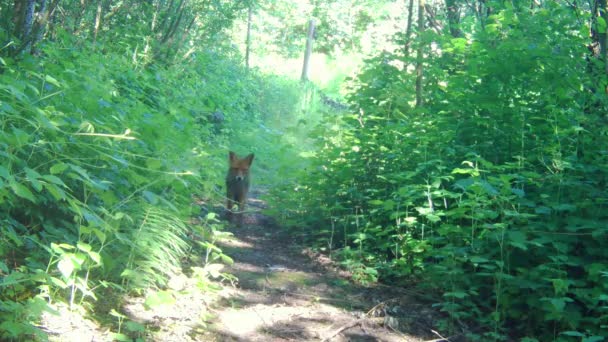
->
(321, 318, 367, 342)
(321, 298, 392, 341)
(322, 299, 407, 342)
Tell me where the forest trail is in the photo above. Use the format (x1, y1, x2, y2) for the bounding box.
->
(41, 189, 440, 342)
(196, 189, 438, 342)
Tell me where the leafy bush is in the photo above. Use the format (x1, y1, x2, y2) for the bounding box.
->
(0, 30, 304, 337)
(272, 4, 608, 340)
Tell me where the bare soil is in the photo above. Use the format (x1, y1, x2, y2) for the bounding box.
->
(41, 190, 444, 341)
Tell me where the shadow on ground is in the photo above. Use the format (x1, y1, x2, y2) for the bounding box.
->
(199, 191, 441, 342)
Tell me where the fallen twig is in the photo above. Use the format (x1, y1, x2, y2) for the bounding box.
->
(422, 329, 458, 342)
(322, 318, 365, 342)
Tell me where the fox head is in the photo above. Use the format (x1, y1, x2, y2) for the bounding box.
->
(228, 151, 254, 181)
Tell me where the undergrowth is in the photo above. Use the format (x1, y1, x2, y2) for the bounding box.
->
(268, 4, 608, 341)
(0, 37, 303, 339)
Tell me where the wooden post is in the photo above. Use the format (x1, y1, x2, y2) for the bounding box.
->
(245, 6, 253, 69)
(301, 19, 315, 82)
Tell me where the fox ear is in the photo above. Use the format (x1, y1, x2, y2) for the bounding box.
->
(229, 151, 236, 161)
(246, 153, 254, 165)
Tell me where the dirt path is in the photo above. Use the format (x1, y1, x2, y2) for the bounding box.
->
(41, 191, 441, 341)
(198, 193, 439, 342)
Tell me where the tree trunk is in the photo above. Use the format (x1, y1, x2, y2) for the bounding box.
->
(445, 0, 462, 37)
(21, 0, 35, 52)
(245, 5, 252, 69)
(415, 0, 425, 107)
(93, 0, 103, 43)
(404, 0, 414, 56)
(13, 0, 24, 37)
(600, 0, 608, 74)
(301, 19, 315, 82)
(161, 0, 186, 45)
(31, 0, 51, 54)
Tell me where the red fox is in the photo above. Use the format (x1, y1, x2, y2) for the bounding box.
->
(226, 151, 254, 220)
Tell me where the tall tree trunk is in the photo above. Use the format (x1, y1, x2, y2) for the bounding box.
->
(245, 5, 252, 69)
(93, 0, 103, 43)
(301, 19, 315, 82)
(31, 0, 52, 54)
(161, 0, 186, 45)
(404, 0, 414, 56)
(600, 0, 608, 74)
(11, 0, 36, 56)
(13, 0, 24, 37)
(21, 0, 35, 52)
(415, 0, 425, 107)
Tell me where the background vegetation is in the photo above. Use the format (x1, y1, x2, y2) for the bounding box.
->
(1, 0, 607, 341)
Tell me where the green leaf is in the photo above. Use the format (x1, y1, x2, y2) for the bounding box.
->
(49, 276, 68, 289)
(144, 290, 175, 308)
(146, 158, 162, 170)
(77, 242, 92, 252)
(44, 183, 67, 200)
(10, 181, 37, 203)
(44, 74, 62, 87)
(111, 333, 132, 342)
(0, 166, 10, 180)
(598, 17, 607, 33)
(41, 174, 67, 187)
(88, 251, 102, 265)
(470, 256, 489, 264)
(58, 256, 75, 278)
(582, 336, 605, 342)
(445, 291, 468, 299)
(507, 230, 527, 250)
(0, 261, 8, 273)
(25, 168, 43, 192)
(50, 163, 69, 174)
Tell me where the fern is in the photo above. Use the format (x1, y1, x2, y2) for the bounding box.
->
(120, 207, 189, 290)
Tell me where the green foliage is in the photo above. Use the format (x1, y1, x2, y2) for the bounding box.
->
(0, 19, 300, 336)
(272, 2, 608, 340)
(121, 208, 189, 290)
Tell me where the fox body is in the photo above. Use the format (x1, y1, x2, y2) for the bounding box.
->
(226, 151, 254, 215)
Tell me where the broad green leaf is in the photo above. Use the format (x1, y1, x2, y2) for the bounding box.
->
(0, 166, 10, 180)
(88, 251, 102, 265)
(445, 291, 468, 299)
(50, 163, 69, 174)
(507, 230, 527, 250)
(111, 333, 132, 342)
(598, 17, 607, 33)
(144, 290, 175, 308)
(25, 168, 42, 192)
(470, 256, 489, 264)
(146, 158, 162, 170)
(42, 175, 67, 187)
(49, 276, 68, 289)
(77, 242, 92, 252)
(44, 183, 67, 200)
(58, 256, 75, 278)
(44, 74, 62, 87)
(0, 261, 8, 273)
(10, 181, 37, 203)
